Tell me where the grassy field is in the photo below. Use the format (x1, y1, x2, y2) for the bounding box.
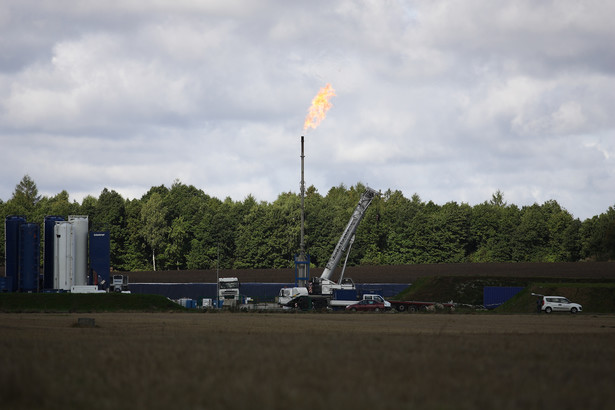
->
(1, 312, 614, 410)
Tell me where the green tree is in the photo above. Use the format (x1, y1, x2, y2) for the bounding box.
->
(140, 192, 168, 271)
(13, 175, 41, 210)
(580, 206, 615, 261)
(79, 195, 98, 217)
(234, 193, 299, 269)
(4, 175, 41, 219)
(468, 192, 510, 262)
(542, 200, 579, 261)
(418, 201, 470, 263)
(92, 188, 127, 270)
(512, 204, 549, 261)
(381, 191, 423, 264)
(123, 199, 148, 270)
(35, 190, 78, 221)
(165, 216, 190, 270)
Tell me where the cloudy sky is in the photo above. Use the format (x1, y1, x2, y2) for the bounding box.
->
(1, 0, 613, 220)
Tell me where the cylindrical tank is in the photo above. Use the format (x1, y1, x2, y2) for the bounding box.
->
(43, 216, 64, 289)
(54, 221, 75, 290)
(68, 215, 88, 286)
(19, 223, 40, 292)
(5, 216, 26, 292)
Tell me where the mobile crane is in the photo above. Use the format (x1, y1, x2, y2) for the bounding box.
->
(277, 187, 378, 309)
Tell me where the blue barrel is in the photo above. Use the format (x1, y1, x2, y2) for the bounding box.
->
(89, 231, 110, 288)
(5, 216, 26, 292)
(19, 223, 40, 292)
(43, 216, 64, 289)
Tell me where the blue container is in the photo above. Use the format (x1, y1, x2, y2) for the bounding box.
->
(43, 216, 64, 289)
(5, 216, 26, 292)
(483, 286, 524, 309)
(19, 223, 40, 292)
(89, 231, 110, 287)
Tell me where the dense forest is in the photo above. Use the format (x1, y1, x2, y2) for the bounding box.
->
(1, 175, 614, 271)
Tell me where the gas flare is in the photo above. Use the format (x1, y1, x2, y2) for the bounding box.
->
(303, 83, 336, 130)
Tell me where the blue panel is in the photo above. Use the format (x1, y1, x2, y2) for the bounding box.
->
(333, 288, 358, 300)
(43, 216, 64, 289)
(5, 216, 26, 292)
(483, 286, 524, 309)
(89, 231, 111, 287)
(19, 223, 40, 292)
(0, 276, 13, 292)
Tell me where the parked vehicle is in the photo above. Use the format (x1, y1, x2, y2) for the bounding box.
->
(346, 299, 385, 312)
(537, 295, 582, 314)
(110, 275, 129, 293)
(219, 277, 240, 308)
(362, 294, 391, 309)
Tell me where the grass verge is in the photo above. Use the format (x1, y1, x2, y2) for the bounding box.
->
(394, 276, 615, 313)
(497, 282, 615, 314)
(0, 293, 185, 313)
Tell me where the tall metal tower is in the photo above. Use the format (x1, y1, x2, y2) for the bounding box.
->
(294, 136, 310, 286)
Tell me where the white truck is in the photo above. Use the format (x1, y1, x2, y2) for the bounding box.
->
(277, 187, 378, 310)
(218, 277, 241, 308)
(109, 275, 130, 293)
(363, 294, 392, 309)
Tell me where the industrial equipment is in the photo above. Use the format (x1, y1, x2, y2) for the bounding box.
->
(278, 187, 378, 309)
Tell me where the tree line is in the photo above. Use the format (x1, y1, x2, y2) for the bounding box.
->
(1, 175, 614, 271)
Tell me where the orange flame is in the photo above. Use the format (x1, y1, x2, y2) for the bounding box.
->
(303, 83, 336, 130)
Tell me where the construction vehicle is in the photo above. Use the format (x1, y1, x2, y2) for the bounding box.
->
(218, 277, 241, 308)
(278, 187, 378, 309)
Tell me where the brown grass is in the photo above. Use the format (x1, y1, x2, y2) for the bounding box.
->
(1, 312, 614, 410)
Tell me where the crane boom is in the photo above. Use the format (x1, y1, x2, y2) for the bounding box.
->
(320, 187, 378, 281)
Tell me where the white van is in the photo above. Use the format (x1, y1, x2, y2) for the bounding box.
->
(540, 296, 582, 314)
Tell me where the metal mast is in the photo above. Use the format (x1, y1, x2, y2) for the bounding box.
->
(300, 136, 305, 256)
(294, 136, 310, 286)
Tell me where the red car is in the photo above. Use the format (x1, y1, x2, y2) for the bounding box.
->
(345, 299, 386, 312)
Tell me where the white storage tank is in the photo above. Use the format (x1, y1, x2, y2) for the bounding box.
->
(54, 221, 75, 290)
(68, 215, 88, 286)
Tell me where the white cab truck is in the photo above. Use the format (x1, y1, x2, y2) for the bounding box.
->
(109, 275, 130, 293)
(218, 277, 240, 308)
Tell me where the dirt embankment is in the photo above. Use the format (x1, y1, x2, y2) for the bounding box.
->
(124, 262, 615, 283)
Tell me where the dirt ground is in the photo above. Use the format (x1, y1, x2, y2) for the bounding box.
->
(1, 312, 614, 410)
